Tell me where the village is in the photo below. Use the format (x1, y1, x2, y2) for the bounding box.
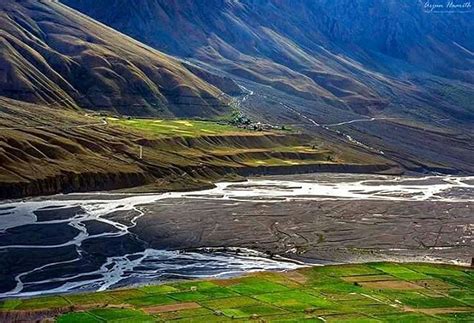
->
(228, 112, 288, 131)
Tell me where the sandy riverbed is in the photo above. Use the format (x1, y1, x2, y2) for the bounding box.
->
(0, 173, 472, 298)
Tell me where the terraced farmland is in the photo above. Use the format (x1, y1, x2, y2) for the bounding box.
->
(108, 118, 252, 138)
(1, 262, 472, 322)
(107, 117, 339, 168)
(3, 99, 392, 199)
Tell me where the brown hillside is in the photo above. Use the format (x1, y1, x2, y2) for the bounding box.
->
(0, 97, 397, 199)
(0, 0, 230, 117)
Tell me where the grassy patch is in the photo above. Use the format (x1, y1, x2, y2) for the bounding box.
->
(320, 292, 368, 301)
(221, 304, 287, 319)
(314, 264, 383, 277)
(155, 284, 238, 302)
(448, 289, 474, 305)
(56, 312, 102, 323)
(436, 275, 473, 289)
(167, 314, 233, 322)
(171, 281, 221, 291)
(102, 289, 148, 302)
(402, 295, 467, 309)
(156, 307, 214, 320)
(65, 292, 118, 305)
(4, 262, 473, 322)
(352, 304, 402, 315)
(0, 299, 22, 310)
(197, 287, 238, 299)
(88, 308, 152, 321)
(322, 313, 380, 322)
(126, 293, 177, 307)
(255, 290, 333, 311)
(368, 263, 431, 280)
(311, 277, 366, 294)
(139, 284, 179, 294)
(168, 291, 212, 302)
(227, 277, 291, 295)
(403, 264, 471, 277)
(264, 313, 324, 322)
(200, 296, 261, 310)
(109, 118, 250, 138)
(15, 296, 69, 310)
(436, 312, 474, 321)
(379, 290, 468, 308)
(374, 313, 437, 322)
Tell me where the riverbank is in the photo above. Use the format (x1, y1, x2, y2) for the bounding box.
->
(1, 262, 472, 322)
(1, 174, 472, 299)
(0, 158, 401, 200)
(133, 174, 474, 266)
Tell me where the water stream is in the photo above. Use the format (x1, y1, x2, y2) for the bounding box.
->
(0, 174, 472, 298)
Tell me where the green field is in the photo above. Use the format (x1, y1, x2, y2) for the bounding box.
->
(108, 118, 252, 137)
(1, 262, 472, 322)
(106, 118, 337, 168)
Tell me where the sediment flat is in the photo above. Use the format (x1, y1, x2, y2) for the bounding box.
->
(0, 173, 472, 298)
(134, 198, 473, 265)
(133, 174, 473, 265)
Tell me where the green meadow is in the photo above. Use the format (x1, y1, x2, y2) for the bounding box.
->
(1, 262, 473, 322)
(106, 118, 335, 168)
(108, 118, 252, 137)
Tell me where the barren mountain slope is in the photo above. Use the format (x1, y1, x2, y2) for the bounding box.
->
(0, 97, 397, 199)
(63, 0, 474, 118)
(0, 0, 231, 117)
(63, 0, 474, 173)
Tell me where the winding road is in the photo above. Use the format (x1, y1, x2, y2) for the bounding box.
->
(323, 117, 402, 127)
(278, 102, 386, 154)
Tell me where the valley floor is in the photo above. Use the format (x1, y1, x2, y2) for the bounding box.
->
(0, 262, 473, 322)
(134, 174, 474, 266)
(1, 174, 472, 299)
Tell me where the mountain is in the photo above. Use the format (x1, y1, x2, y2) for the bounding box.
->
(0, 0, 399, 199)
(0, 96, 398, 199)
(62, 0, 474, 117)
(62, 0, 474, 173)
(0, 0, 232, 117)
(0, 0, 472, 200)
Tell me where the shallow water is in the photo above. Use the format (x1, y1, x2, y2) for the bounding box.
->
(0, 174, 472, 298)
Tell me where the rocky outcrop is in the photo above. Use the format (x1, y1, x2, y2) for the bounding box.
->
(0, 171, 150, 200)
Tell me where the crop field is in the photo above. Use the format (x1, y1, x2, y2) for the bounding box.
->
(1, 262, 472, 322)
(106, 118, 336, 168)
(108, 118, 254, 137)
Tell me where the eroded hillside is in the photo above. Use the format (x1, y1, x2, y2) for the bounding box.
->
(0, 97, 398, 199)
(63, 0, 474, 118)
(0, 0, 232, 117)
(61, 0, 474, 174)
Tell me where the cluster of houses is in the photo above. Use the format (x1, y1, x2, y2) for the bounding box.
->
(229, 114, 286, 131)
(238, 121, 284, 131)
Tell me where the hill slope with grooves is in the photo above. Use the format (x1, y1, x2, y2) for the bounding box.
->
(62, 0, 474, 173)
(0, 97, 397, 199)
(62, 0, 474, 118)
(0, 0, 230, 117)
